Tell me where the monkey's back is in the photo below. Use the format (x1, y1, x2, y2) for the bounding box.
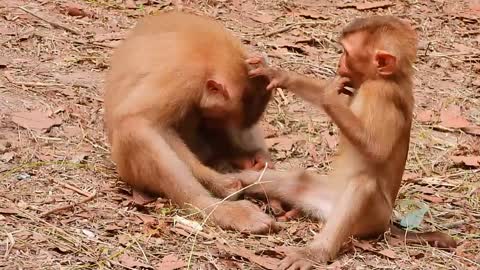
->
(104, 12, 248, 139)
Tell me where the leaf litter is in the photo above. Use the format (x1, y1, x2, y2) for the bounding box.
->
(0, 0, 479, 269)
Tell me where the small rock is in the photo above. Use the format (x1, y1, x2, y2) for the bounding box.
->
(81, 229, 95, 238)
(0, 152, 14, 162)
(71, 153, 88, 164)
(16, 172, 31, 180)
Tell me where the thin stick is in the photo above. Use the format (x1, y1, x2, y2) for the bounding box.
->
(265, 22, 318, 37)
(52, 178, 93, 197)
(3, 233, 15, 259)
(18, 6, 81, 35)
(39, 191, 96, 217)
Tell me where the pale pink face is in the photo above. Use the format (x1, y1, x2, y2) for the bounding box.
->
(337, 32, 377, 89)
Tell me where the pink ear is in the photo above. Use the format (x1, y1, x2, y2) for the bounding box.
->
(375, 50, 397, 76)
(206, 79, 229, 99)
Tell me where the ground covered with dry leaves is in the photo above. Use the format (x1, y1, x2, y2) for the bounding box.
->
(0, 0, 479, 269)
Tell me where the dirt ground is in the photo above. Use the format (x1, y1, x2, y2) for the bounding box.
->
(0, 0, 479, 269)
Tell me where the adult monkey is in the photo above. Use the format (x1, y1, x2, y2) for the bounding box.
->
(236, 15, 457, 269)
(104, 11, 277, 233)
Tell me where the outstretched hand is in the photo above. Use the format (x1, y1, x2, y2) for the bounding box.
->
(246, 55, 290, 91)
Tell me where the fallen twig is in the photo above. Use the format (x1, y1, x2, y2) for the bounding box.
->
(52, 178, 94, 197)
(39, 191, 96, 217)
(265, 22, 318, 37)
(18, 6, 81, 35)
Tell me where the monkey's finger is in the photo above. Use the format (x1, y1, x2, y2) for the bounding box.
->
(245, 56, 264, 65)
(266, 80, 279, 91)
(248, 68, 267, 77)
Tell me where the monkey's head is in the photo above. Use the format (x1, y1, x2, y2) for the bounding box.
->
(337, 15, 418, 89)
(199, 67, 271, 129)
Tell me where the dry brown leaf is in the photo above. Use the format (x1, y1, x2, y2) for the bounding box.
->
(248, 13, 276, 23)
(377, 248, 397, 259)
(267, 40, 309, 55)
(403, 171, 421, 181)
(440, 105, 471, 128)
(416, 109, 434, 123)
(134, 213, 157, 225)
(217, 243, 280, 270)
(105, 224, 123, 232)
(132, 189, 158, 205)
(266, 136, 296, 151)
(356, 1, 394, 10)
(354, 240, 397, 259)
(450, 156, 480, 167)
(118, 254, 151, 269)
(63, 4, 95, 18)
(297, 10, 328, 20)
(11, 110, 62, 132)
(353, 240, 375, 251)
(420, 194, 443, 203)
(156, 254, 186, 270)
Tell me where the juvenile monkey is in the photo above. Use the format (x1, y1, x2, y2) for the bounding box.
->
(234, 16, 456, 268)
(104, 11, 276, 233)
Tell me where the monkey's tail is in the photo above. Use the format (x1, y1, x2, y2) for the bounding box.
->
(389, 223, 457, 250)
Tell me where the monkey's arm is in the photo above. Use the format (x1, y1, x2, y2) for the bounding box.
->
(162, 129, 242, 199)
(323, 87, 405, 163)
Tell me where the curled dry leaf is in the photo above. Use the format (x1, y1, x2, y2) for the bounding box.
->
(450, 156, 480, 167)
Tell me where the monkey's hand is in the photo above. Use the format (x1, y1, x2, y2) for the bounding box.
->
(231, 151, 274, 171)
(246, 56, 289, 91)
(322, 76, 351, 105)
(212, 176, 243, 200)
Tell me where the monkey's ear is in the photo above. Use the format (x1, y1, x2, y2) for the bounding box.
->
(375, 50, 396, 76)
(206, 79, 230, 100)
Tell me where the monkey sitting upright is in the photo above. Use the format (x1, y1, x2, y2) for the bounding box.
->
(234, 15, 457, 269)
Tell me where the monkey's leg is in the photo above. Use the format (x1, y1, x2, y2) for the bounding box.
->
(232, 169, 339, 221)
(279, 177, 390, 270)
(111, 117, 276, 234)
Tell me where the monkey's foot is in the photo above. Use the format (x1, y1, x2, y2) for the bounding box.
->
(210, 200, 276, 234)
(278, 247, 327, 270)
